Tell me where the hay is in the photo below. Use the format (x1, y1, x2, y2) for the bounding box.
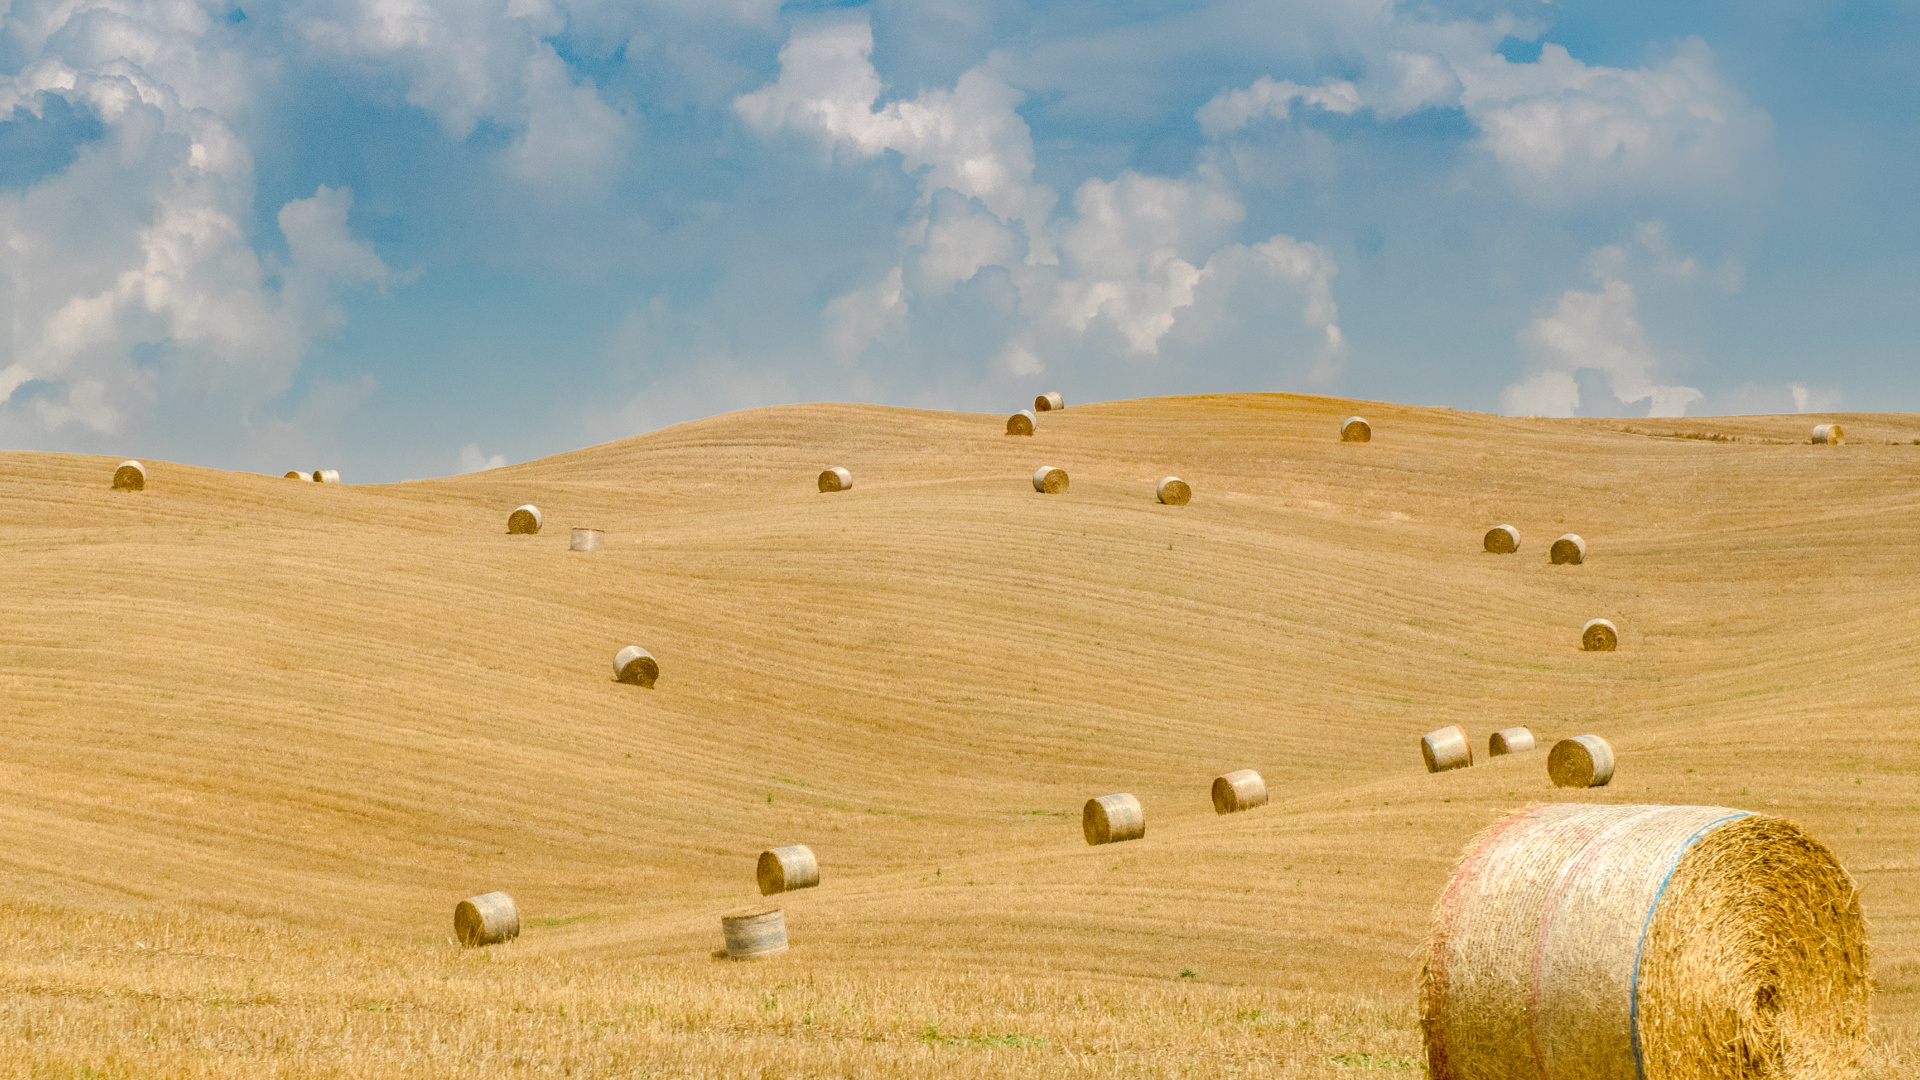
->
(1083, 793, 1144, 845)
(1488, 726, 1536, 756)
(1341, 416, 1371, 442)
(507, 505, 542, 534)
(1550, 533, 1586, 564)
(1483, 524, 1519, 554)
(1420, 803, 1868, 1080)
(1422, 725, 1472, 773)
(283, 471, 312, 481)
(1007, 409, 1037, 436)
(1156, 476, 1191, 505)
(722, 906, 788, 959)
(818, 467, 853, 492)
(1812, 423, 1844, 445)
(1582, 617, 1619, 652)
(112, 460, 146, 491)
(1035, 392, 1065, 411)
(454, 891, 520, 947)
(1032, 466, 1069, 494)
(569, 528, 602, 552)
(757, 845, 820, 895)
(312, 470, 340, 484)
(1548, 734, 1615, 787)
(613, 645, 658, 687)
(1210, 769, 1267, 814)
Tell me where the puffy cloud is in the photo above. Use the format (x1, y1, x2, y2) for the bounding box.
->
(1504, 279, 1701, 418)
(1196, 76, 1361, 137)
(457, 442, 506, 471)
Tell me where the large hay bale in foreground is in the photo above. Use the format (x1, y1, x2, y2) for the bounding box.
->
(1548, 734, 1615, 788)
(1549, 533, 1586, 564)
(312, 469, 340, 484)
(1422, 725, 1472, 773)
(112, 460, 146, 490)
(1488, 726, 1535, 756)
(818, 467, 852, 492)
(1421, 803, 1868, 1080)
(1032, 466, 1068, 494)
(1483, 524, 1519, 554)
(1156, 476, 1191, 505)
(1034, 391, 1065, 411)
(613, 645, 658, 687)
(1581, 618, 1618, 652)
(1083, 793, 1144, 845)
(1007, 409, 1037, 436)
(570, 528, 602, 552)
(454, 891, 520, 947)
(1210, 769, 1267, 814)
(1341, 416, 1371, 442)
(1812, 423, 1844, 445)
(507, 505, 541, 534)
(723, 906, 788, 959)
(757, 845, 820, 895)
(283, 471, 312, 481)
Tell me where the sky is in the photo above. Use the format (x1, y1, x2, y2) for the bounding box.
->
(0, 1, 1915, 481)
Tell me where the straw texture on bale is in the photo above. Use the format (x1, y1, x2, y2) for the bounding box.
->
(1034, 391, 1065, 411)
(722, 906, 788, 959)
(1156, 477, 1191, 505)
(1341, 416, 1371, 442)
(1550, 533, 1586, 564)
(312, 469, 340, 484)
(1007, 409, 1036, 436)
(1421, 802, 1868, 1080)
(1422, 725, 1473, 773)
(1548, 734, 1615, 788)
(507, 505, 542, 534)
(1812, 423, 1844, 445)
(112, 461, 146, 491)
(1483, 525, 1519, 554)
(1488, 726, 1536, 756)
(1083, 793, 1144, 845)
(454, 891, 520, 947)
(284, 471, 312, 481)
(818, 467, 853, 492)
(756, 845, 820, 895)
(1210, 769, 1267, 814)
(1582, 617, 1619, 652)
(569, 528, 603, 552)
(1032, 466, 1069, 494)
(613, 645, 658, 688)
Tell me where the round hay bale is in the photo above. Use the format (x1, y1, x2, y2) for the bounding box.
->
(1812, 423, 1844, 445)
(454, 891, 520, 947)
(1483, 524, 1519, 554)
(818, 467, 852, 492)
(1034, 391, 1065, 412)
(1210, 769, 1267, 814)
(1341, 416, 1371, 442)
(1488, 726, 1536, 756)
(1032, 466, 1068, 494)
(1422, 725, 1473, 773)
(1007, 409, 1036, 436)
(1547, 734, 1615, 787)
(613, 645, 658, 687)
(1549, 533, 1586, 564)
(1581, 617, 1618, 652)
(1421, 803, 1867, 1080)
(756, 845, 820, 895)
(507, 504, 542, 534)
(722, 906, 788, 959)
(1156, 477, 1191, 505)
(1083, 793, 1144, 845)
(112, 460, 146, 490)
(283, 470, 312, 481)
(312, 469, 340, 484)
(569, 528, 603, 552)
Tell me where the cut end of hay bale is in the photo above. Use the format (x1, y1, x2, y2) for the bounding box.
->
(1083, 793, 1144, 845)
(283, 470, 312, 481)
(1549, 533, 1586, 564)
(454, 891, 520, 947)
(1421, 725, 1472, 773)
(1034, 392, 1065, 411)
(1488, 726, 1536, 756)
(1482, 525, 1519, 554)
(507, 505, 542, 534)
(1812, 423, 1845, 445)
(312, 469, 340, 484)
(1210, 770, 1267, 814)
(112, 461, 146, 491)
(1006, 409, 1036, 436)
(613, 645, 659, 688)
(1156, 477, 1191, 505)
(756, 845, 820, 896)
(569, 528, 603, 552)
(722, 906, 789, 959)
(1581, 617, 1618, 652)
(1547, 734, 1615, 787)
(1341, 416, 1371, 442)
(818, 467, 852, 493)
(1032, 466, 1069, 494)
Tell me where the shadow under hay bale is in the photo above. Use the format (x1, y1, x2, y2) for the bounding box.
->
(818, 467, 852, 492)
(1341, 416, 1371, 442)
(1812, 423, 1845, 445)
(1210, 770, 1266, 814)
(283, 471, 312, 481)
(455, 891, 519, 947)
(1156, 476, 1191, 505)
(723, 906, 788, 959)
(1422, 725, 1472, 773)
(1032, 466, 1069, 494)
(757, 845, 820, 895)
(1421, 803, 1867, 1080)
(312, 470, 340, 484)
(570, 528, 602, 552)
(1083, 793, 1144, 845)
(613, 645, 658, 687)
(1548, 734, 1615, 787)
(112, 461, 146, 491)
(1581, 618, 1618, 652)
(1488, 727, 1535, 756)
(1007, 409, 1036, 436)
(1549, 533, 1586, 564)
(1483, 525, 1519, 554)
(507, 505, 542, 534)
(1034, 392, 1065, 411)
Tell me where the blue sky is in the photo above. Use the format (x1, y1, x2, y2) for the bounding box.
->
(0, 1, 1914, 480)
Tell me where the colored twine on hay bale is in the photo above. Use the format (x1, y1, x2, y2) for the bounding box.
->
(1547, 734, 1615, 788)
(112, 461, 146, 491)
(455, 891, 519, 947)
(757, 845, 820, 895)
(1483, 525, 1519, 554)
(1341, 416, 1371, 442)
(1210, 770, 1267, 814)
(1581, 618, 1618, 652)
(1007, 409, 1037, 436)
(1488, 726, 1536, 756)
(1083, 793, 1144, 845)
(507, 505, 542, 534)
(1032, 466, 1068, 494)
(1156, 477, 1191, 505)
(613, 645, 658, 688)
(1422, 725, 1472, 773)
(722, 906, 788, 959)
(1812, 423, 1844, 445)
(818, 467, 852, 492)
(1550, 533, 1586, 565)
(1034, 392, 1065, 411)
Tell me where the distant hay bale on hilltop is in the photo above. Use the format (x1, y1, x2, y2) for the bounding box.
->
(1156, 477, 1191, 505)
(570, 528, 602, 552)
(1483, 525, 1519, 554)
(1548, 734, 1615, 788)
(1422, 725, 1472, 773)
(283, 471, 312, 481)
(1421, 803, 1868, 1080)
(1035, 392, 1065, 411)
(312, 470, 340, 484)
(507, 505, 542, 534)
(1007, 409, 1037, 436)
(757, 845, 820, 895)
(1032, 466, 1069, 494)
(1549, 533, 1586, 564)
(1083, 793, 1144, 845)
(1581, 618, 1618, 652)
(454, 891, 519, 947)
(1341, 416, 1371, 442)
(112, 461, 146, 491)
(613, 645, 658, 688)
(1211, 770, 1267, 814)
(1488, 727, 1535, 756)
(722, 906, 788, 959)
(818, 467, 852, 492)
(1812, 423, 1844, 445)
